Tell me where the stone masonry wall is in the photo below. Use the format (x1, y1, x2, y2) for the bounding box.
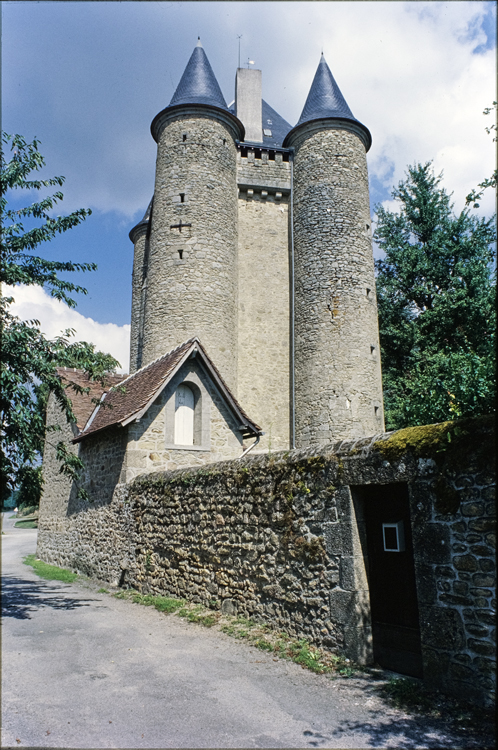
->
(237, 190, 290, 452)
(142, 114, 239, 390)
(37, 417, 495, 706)
(291, 126, 384, 447)
(129, 227, 148, 374)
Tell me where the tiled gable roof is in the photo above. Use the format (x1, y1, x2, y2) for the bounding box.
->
(56, 369, 126, 432)
(73, 338, 262, 443)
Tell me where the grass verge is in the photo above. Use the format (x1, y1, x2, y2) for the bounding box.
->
(113, 589, 355, 677)
(15, 519, 38, 529)
(23, 554, 78, 583)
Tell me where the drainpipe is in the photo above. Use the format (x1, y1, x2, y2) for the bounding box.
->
(239, 432, 262, 458)
(289, 149, 296, 449)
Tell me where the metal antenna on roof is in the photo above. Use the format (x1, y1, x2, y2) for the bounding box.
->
(237, 35, 242, 69)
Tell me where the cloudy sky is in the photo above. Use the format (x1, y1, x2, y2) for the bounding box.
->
(3, 1, 496, 373)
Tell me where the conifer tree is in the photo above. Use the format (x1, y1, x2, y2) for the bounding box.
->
(374, 162, 496, 430)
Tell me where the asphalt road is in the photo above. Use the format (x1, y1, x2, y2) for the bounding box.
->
(1, 513, 490, 749)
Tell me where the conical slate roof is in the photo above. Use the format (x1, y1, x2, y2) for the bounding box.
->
(297, 54, 355, 125)
(283, 54, 371, 150)
(129, 196, 153, 243)
(169, 39, 228, 110)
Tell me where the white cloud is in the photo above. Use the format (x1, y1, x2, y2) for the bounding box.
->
(3, 1, 495, 220)
(5, 285, 130, 374)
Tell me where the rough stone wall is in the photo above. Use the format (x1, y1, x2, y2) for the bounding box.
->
(37, 392, 80, 535)
(291, 126, 384, 447)
(142, 114, 239, 390)
(37, 418, 495, 706)
(237, 189, 290, 452)
(37, 403, 131, 581)
(129, 228, 149, 374)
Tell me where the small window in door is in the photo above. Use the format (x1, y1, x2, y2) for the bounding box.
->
(382, 521, 405, 552)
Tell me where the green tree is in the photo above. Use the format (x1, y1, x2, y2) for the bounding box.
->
(1, 133, 119, 503)
(465, 101, 497, 208)
(374, 162, 496, 430)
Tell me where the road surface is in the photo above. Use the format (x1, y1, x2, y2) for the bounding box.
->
(1, 513, 491, 748)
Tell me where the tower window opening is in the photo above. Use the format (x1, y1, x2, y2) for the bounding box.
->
(370, 345, 376, 355)
(366, 287, 371, 299)
(375, 405, 380, 417)
(366, 223, 370, 231)
(268, 150, 275, 161)
(223, 138, 226, 145)
(182, 134, 187, 142)
(241, 146, 248, 158)
(254, 148, 262, 159)
(178, 249, 183, 259)
(282, 152, 289, 162)
(174, 384, 194, 445)
(180, 193, 185, 203)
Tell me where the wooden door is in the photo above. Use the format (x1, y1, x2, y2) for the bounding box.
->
(360, 483, 423, 677)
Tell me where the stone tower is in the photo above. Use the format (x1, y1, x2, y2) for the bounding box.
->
(129, 44, 384, 450)
(130, 40, 244, 391)
(283, 55, 384, 447)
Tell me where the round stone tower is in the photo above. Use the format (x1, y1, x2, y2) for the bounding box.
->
(129, 198, 152, 374)
(283, 55, 384, 448)
(138, 40, 244, 390)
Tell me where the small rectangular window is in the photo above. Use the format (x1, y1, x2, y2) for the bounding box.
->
(382, 521, 405, 552)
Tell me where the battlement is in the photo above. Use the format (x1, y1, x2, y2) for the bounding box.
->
(237, 144, 291, 193)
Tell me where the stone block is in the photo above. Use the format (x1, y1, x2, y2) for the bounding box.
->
(422, 646, 450, 683)
(453, 554, 478, 572)
(471, 573, 495, 587)
(420, 606, 465, 651)
(416, 524, 450, 564)
(467, 638, 495, 656)
(323, 522, 351, 555)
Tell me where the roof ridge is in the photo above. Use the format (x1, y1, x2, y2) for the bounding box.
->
(109, 338, 199, 389)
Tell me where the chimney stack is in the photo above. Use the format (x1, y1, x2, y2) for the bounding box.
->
(235, 68, 262, 143)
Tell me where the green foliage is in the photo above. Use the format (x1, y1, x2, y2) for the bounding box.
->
(0, 133, 119, 498)
(17, 464, 43, 509)
(374, 162, 496, 429)
(466, 102, 497, 208)
(23, 553, 78, 582)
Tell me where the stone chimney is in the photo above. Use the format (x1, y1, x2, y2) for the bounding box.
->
(235, 68, 262, 143)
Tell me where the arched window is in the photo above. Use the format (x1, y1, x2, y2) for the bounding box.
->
(174, 384, 194, 445)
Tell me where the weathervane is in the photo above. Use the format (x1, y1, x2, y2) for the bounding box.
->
(237, 34, 242, 69)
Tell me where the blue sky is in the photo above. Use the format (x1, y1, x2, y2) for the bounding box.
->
(3, 1, 496, 371)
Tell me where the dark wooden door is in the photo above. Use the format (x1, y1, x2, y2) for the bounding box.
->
(361, 483, 423, 677)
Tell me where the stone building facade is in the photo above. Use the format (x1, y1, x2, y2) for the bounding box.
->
(128, 41, 384, 453)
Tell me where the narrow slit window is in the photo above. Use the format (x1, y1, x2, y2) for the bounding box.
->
(182, 133, 187, 142)
(178, 249, 183, 259)
(179, 193, 185, 203)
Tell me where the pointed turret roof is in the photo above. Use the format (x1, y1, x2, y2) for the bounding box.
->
(129, 196, 153, 243)
(283, 54, 371, 150)
(151, 39, 244, 143)
(169, 39, 228, 110)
